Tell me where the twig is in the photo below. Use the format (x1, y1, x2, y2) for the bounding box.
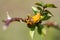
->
(2, 17, 25, 26)
(42, 21, 60, 30)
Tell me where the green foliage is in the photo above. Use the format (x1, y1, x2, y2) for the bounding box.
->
(32, 2, 57, 20)
(30, 2, 57, 39)
(41, 15, 51, 20)
(44, 10, 53, 16)
(32, 6, 39, 15)
(45, 4, 57, 8)
(35, 2, 57, 8)
(35, 2, 45, 7)
(36, 7, 42, 11)
(36, 23, 43, 34)
(27, 24, 36, 31)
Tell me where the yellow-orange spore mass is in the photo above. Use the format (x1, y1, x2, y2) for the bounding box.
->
(32, 13, 41, 23)
(26, 13, 41, 25)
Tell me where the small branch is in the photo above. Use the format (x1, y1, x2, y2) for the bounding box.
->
(2, 17, 25, 26)
(43, 21, 60, 30)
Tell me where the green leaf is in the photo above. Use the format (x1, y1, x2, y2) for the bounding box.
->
(35, 2, 45, 7)
(43, 10, 53, 16)
(41, 10, 53, 20)
(41, 16, 45, 20)
(27, 24, 36, 31)
(36, 23, 44, 34)
(29, 30, 35, 39)
(36, 7, 43, 11)
(36, 7, 43, 14)
(45, 4, 57, 8)
(27, 24, 36, 39)
(42, 26, 47, 35)
(32, 6, 39, 15)
(42, 15, 51, 21)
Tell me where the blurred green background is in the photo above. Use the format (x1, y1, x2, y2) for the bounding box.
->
(0, 0, 60, 40)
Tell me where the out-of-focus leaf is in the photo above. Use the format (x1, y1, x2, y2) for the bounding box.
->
(42, 11, 48, 15)
(42, 26, 47, 35)
(27, 24, 36, 31)
(36, 7, 42, 11)
(41, 16, 45, 20)
(27, 24, 36, 39)
(42, 15, 51, 21)
(42, 10, 53, 16)
(36, 23, 43, 34)
(35, 2, 45, 7)
(44, 10, 53, 16)
(45, 4, 57, 8)
(29, 30, 35, 39)
(36, 7, 43, 14)
(32, 6, 39, 15)
(41, 10, 52, 20)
